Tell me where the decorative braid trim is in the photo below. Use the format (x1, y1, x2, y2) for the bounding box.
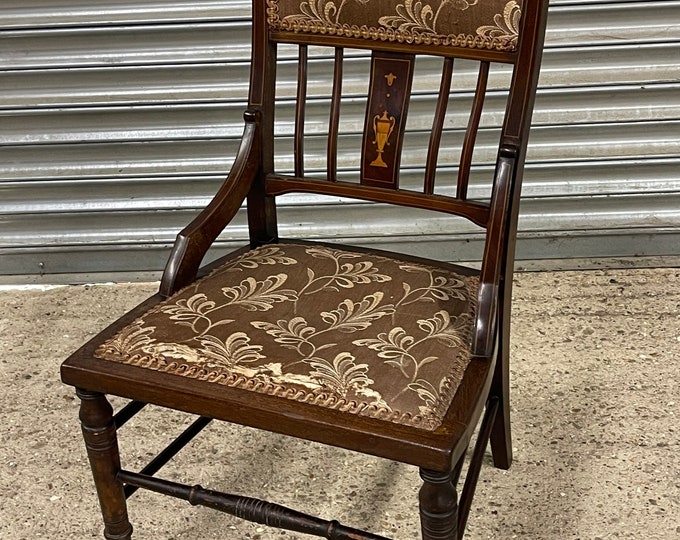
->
(107, 346, 443, 429)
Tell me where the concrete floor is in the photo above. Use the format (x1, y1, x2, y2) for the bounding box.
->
(1, 268, 678, 539)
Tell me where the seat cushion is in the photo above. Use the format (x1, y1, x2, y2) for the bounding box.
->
(95, 243, 479, 430)
(267, 0, 523, 52)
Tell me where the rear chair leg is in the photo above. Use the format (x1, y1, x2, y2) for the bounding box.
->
(419, 468, 458, 540)
(489, 281, 513, 470)
(488, 346, 512, 470)
(77, 389, 133, 540)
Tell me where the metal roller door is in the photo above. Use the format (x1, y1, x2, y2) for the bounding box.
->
(1, 0, 679, 282)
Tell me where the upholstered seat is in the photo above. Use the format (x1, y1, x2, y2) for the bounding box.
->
(95, 243, 478, 430)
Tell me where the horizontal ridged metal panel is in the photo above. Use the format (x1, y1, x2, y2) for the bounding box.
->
(0, 1, 251, 28)
(1, 0, 679, 280)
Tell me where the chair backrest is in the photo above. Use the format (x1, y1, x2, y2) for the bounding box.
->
(243, 0, 548, 354)
(251, 1, 546, 190)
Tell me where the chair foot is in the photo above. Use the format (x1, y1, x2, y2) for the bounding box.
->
(77, 389, 133, 540)
(490, 278, 514, 471)
(489, 337, 512, 470)
(489, 398, 512, 470)
(488, 358, 513, 470)
(419, 468, 458, 540)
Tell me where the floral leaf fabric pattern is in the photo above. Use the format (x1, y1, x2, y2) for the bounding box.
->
(300, 246, 392, 297)
(231, 246, 298, 270)
(295, 0, 341, 25)
(308, 352, 373, 399)
(477, 0, 521, 43)
(398, 264, 467, 307)
(250, 317, 318, 358)
(98, 321, 156, 360)
(268, 0, 522, 52)
(355, 328, 415, 361)
(221, 274, 298, 311)
(379, 1, 437, 34)
(94, 243, 478, 431)
(378, 0, 481, 36)
(417, 310, 472, 348)
(408, 378, 449, 417)
(320, 292, 395, 333)
(450, 0, 479, 9)
(159, 293, 220, 333)
(335, 261, 392, 288)
(141, 342, 200, 364)
(198, 333, 265, 368)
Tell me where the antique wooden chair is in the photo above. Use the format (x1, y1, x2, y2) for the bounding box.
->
(61, 1, 548, 538)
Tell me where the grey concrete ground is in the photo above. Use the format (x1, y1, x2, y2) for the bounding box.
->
(1, 268, 678, 540)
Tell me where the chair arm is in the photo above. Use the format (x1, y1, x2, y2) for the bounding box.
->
(473, 281, 499, 358)
(472, 144, 518, 358)
(160, 109, 261, 297)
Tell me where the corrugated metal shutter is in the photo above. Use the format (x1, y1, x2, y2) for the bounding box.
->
(1, 0, 679, 281)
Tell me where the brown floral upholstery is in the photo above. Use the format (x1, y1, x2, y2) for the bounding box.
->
(267, 0, 523, 52)
(95, 243, 479, 430)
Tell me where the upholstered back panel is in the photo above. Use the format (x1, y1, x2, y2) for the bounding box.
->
(267, 0, 523, 52)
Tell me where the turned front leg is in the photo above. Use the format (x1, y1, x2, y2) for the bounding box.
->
(419, 468, 458, 540)
(77, 389, 133, 540)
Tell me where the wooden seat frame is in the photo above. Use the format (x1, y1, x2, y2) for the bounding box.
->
(61, 2, 549, 538)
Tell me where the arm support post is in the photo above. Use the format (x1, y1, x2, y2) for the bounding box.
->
(160, 109, 262, 296)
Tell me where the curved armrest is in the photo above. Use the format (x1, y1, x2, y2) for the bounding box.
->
(160, 109, 261, 297)
(473, 281, 499, 358)
(472, 144, 518, 358)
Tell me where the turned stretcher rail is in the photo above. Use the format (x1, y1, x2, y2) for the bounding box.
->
(118, 469, 391, 540)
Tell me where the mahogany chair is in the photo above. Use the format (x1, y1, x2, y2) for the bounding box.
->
(61, 1, 548, 538)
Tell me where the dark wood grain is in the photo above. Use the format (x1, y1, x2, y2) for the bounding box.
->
(457, 61, 490, 200)
(119, 470, 390, 540)
(419, 469, 458, 540)
(77, 390, 133, 540)
(268, 31, 518, 64)
(295, 44, 308, 177)
(328, 47, 344, 182)
(424, 57, 454, 196)
(159, 109, 261, 296)
(265, 175, 491, 228)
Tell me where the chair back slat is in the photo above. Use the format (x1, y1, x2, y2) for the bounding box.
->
(294, 44, 308, 177)
(360, 51, 415, 189)
(457, 61, 490, 200)
(424, 57, 454, 196)
(327, 47, 344, 182)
